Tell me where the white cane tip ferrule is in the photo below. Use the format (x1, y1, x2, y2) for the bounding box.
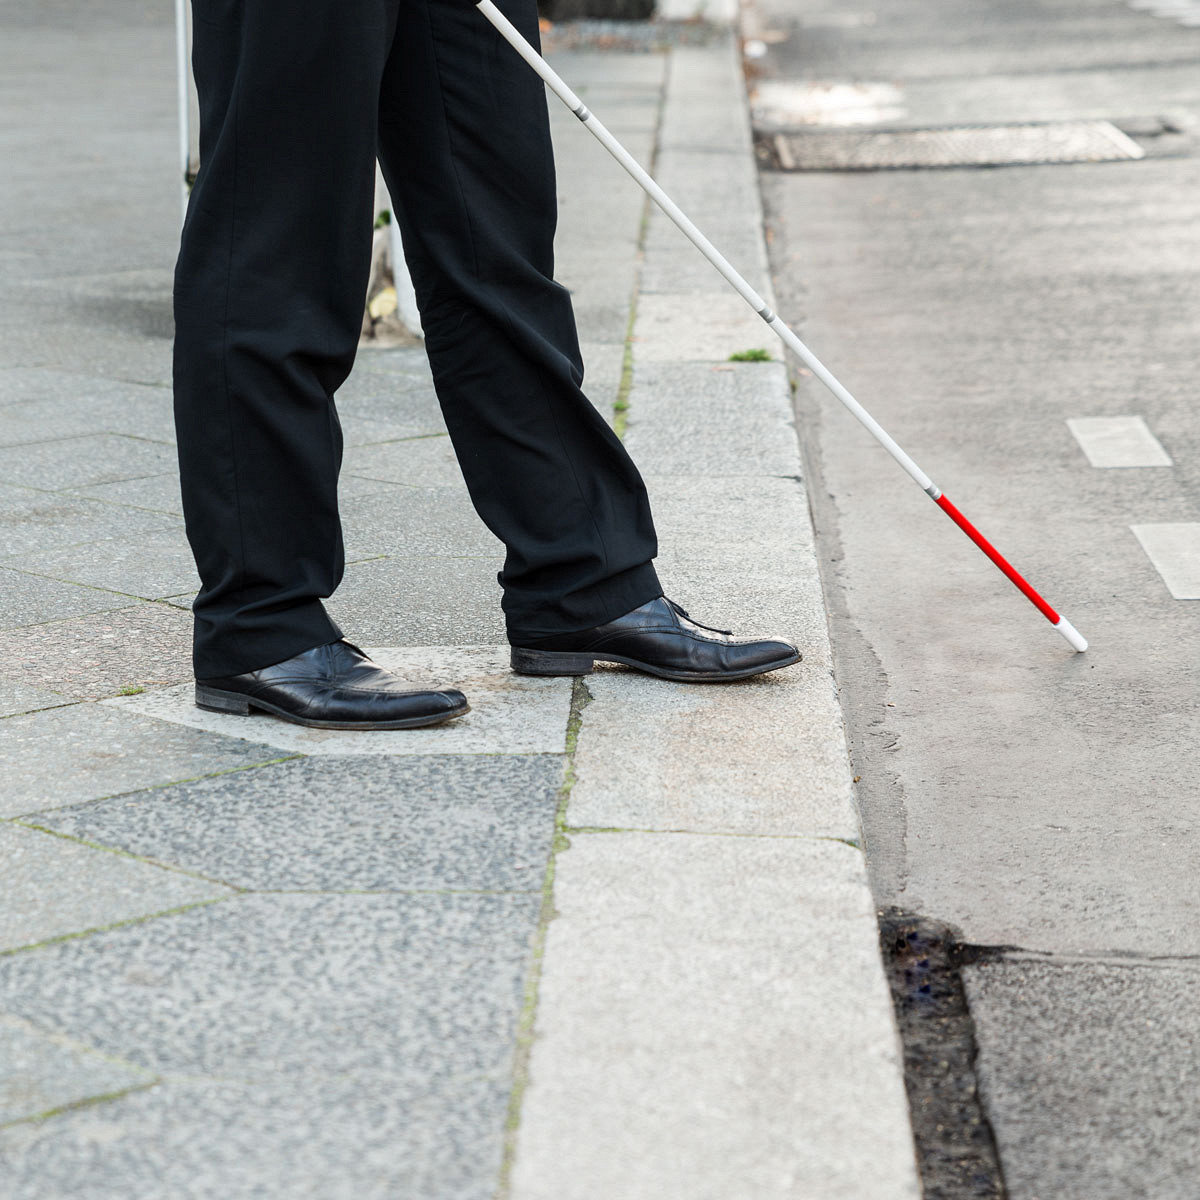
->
(1055, 616, 1088, 653)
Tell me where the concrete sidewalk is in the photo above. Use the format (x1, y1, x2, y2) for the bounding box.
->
(0, 3, 917, 1196)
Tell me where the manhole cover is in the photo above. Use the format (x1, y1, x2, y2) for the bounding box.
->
(764, 120, 1145, 171)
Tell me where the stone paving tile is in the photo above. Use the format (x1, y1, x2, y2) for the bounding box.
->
(0, 382, 174, 449)
(0, 601, 192, 700)
(0, 1013, 153, 1127)
(634, 292, 781, 363)
(643, 473, 831, 649)
(510, 834, 918, 1200)
(624, 360, 801, 478)
(639, 217, 770, 297)
(568, 667, 856, 839)
(0, 893, 540, 1081)
(576, 341, 626, 410)
(0, 704, 287, 818)
(0, 367, 170, 410)
(0, 367, 117, 406)
(68, 470, 183, 517)
(0, 433, 175, 491)
(0, 679, 73, 718)
(3, 322, 174, 390)
(327, 555, 506, 646)
(341, 485, 502, 559)
(344, 434, 465, 488)
(10, 531, 199, 601)
(0, 482, 179, 560)
(0, 566, 133, 630)
(105, 647, 572, 758)
(39, 754, 562, 892)
(339, 412, 445, 448)
(334, 362, 445, 436)
(0, 823, 231, 951)
(0, 1073, 508, 1200)
(335, 473, 411, 503)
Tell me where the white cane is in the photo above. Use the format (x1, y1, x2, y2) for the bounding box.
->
(476, 0, 1087, 653)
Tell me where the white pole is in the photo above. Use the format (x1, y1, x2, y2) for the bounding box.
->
(475, 0, 1087, 653)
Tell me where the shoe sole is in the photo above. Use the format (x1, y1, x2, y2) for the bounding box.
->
(194, 685, 470, 730)
(510, 646, 802, 682)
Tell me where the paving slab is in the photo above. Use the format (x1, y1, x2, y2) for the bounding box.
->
(9, 531, 199, 602)
(0, 1013, 152, 1127)
(38, 754, 563, 892)
(104, 647, 572, 757)
(0, 892, 539, 1082)
(0, 823, 231, 952)
(326, 555, 506, 646)
(340, 485, 503, 559)
(964, 958, 1200, 1200)
(0, 703, 286, 818)
(643, 473, 832, 651)
(509, 833, 919, 1200)
(0, 382, 175, 449)
(639, 223, 772, 295)
(344, 434, 466, 488)
(0, 679, 73, 719)
(634, 293, 781, 362)
(3, 336, 175, 396)
(568, 666, 855, 837)
(0, 433, 175, 491)
(0, 600, 193, 699)
(624, 359, 800, 476)
(0, 367, 153, 407)
(576, 341, 626, 411)
(0, 483, 181, 561)
(658, 44, 753, 151)
(66, 470, 183, 517)
(0, 566, 133, 630)
(0, 1073, 508, 1200)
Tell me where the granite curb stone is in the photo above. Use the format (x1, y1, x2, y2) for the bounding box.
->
(510, 834, 919, 1200)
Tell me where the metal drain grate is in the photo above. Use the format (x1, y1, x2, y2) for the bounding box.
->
(765, 121, 1145, 171)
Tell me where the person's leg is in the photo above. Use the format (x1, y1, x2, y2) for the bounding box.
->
(173, 0, 394, 677)
(375, 0, 662, 643)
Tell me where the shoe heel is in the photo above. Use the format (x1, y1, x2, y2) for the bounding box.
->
(195, 684, 251, 715)
(510, 647, 595, 676)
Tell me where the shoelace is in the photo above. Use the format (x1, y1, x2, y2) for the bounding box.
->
(668, 599, 733, 637)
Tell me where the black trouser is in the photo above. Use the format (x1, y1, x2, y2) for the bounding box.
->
(173, 0, 660, 678)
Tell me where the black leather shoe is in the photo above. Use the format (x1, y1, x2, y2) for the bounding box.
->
(195, 641, 469, 730)
(510, 597, 801, 682)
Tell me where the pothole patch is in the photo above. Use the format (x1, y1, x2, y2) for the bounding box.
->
(879, 909, 1009, 1199)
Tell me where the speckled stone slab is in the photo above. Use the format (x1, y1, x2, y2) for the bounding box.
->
(0, 1074, 507, 1200)
(0, 823, 232, 951)
(37, 754, 563, 892)
(0, 1013, 153, 1126)
(0, 704, 287, 818)
(0, 893, 540, 1083)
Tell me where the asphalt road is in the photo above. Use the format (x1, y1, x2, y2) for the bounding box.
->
(751, 0, 1200, 1195)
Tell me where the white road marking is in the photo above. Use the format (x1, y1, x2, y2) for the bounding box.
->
(1067, 416, 1172, 468)
(1132, 524, 1200, 598)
